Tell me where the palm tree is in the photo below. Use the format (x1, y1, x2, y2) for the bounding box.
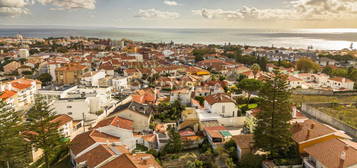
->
(251, 63, 261, 79)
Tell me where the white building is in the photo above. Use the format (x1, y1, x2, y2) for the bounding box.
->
(80, 71, 106, 87)
(327, 77, 355, 90)
(170, 88, 192, 105)
(127, 53, 143, 62)
(204, 93, 238, 117)
(112, 77, 128, 91)
(18, 49, 30, 58)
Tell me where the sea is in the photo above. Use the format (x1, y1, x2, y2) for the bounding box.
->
(1, 27, 357, 50)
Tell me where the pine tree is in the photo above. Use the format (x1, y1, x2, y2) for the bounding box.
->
(254, 70, 293, 159)
(25, 96, 65, 168)
(0, 101, 29, 168)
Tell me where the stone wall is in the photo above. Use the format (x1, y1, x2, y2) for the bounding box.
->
(302, 103, 357, 139)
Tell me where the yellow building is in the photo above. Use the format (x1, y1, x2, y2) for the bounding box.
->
(55, 64, 88, 85)
(292, 119, 351, 153)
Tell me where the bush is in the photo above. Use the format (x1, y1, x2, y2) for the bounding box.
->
(238, 153, 264, 168)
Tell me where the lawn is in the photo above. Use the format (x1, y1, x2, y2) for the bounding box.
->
(292, 95, 357, 129)
(291, 95, 357, 104)
(238, 104, 258, 109)
(315, 105, 357, 129)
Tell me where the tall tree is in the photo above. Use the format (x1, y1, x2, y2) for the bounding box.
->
(254, 70, 293, 159)
(162, 127, 182, 154)
(0, 101, 29, 168)
(238, 79, 263, 104)
(296, 58, 320, 73)
(25, 96, 65, 168)
(251, 63, 261, 79)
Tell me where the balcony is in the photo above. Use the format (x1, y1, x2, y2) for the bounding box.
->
(303, 157, 316, 168)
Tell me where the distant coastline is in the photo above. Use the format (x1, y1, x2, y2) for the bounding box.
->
(1, 27, 356, 50)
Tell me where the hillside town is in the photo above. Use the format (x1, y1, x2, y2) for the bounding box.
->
(0, 35, 357, 168)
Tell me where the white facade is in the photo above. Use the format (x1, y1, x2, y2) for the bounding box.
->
(18, 49, 30, 58)
(204, 101, 238, 117)
(80, 71, 106, 87)
(112, 77, 128, 91)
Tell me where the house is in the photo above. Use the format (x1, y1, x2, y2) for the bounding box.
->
(100, 153, 161, 168)
(0, 90, 18, 109)
(112, 77, 129, 91)
(292, 119, 351, 153)
(80, 71, 106, 87)
(288, 75, 304, 89)
(131, 88, 157, 105)
(232, 134, 254, 160)
(3, 61, 21, 74)
(327, 77, 354, 90)
(170, 88, 192, 105)
(0, 78, 40, 111)
(204, 93, 238, 117)
(70, 116, 139, 168)
(55, 63, 89, 85)
(109, 102, 152, 133)
(17, 65, 32, 75)
(51, 114, 74, 138)
(303, 138, 357, 168)
(318, 57, 336, 66)
(204, 126, 232, 148)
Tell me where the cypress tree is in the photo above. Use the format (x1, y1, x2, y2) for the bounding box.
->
(0, 101, 29, 168)
(254, 70, 293, 159)
(25, 96, 65, 168)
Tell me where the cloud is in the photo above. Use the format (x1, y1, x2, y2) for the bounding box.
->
(0, 0, 30, 16)
(163, 0, 178, 6)
(135, 9, 179, 19)
(36, 0, 96, 10)
(193, 0, 357, 21)
(192, 7, 293, 21)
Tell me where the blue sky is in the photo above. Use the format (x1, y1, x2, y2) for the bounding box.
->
(1, 0, 357, 28)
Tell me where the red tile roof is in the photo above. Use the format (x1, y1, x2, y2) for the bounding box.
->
(304, 138, 357, 168)
(232, 134, 254, 149)
(204, 93, 234, 105)
(102, 153, 161, 168)
(51, 114, 73, 127)
(0, 90, 17, 100)
(11, 82, 31, 90)
(94, 116, 133, 130)
(291, 119, 336, 143)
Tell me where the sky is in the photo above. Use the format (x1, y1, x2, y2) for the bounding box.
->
(1, 0, 357, 28)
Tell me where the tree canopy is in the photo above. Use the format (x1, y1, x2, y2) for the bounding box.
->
(254, 70, 294, 159)
(296, 58, 320, 73)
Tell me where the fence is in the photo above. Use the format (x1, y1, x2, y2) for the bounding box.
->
(301, 103, 357, 139)
(293, 89, 357, 96)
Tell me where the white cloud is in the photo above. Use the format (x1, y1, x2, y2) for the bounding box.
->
(0, 0, 30, 16)
(193, 0, 357, 21)
(135, 9, 179, 19)
(36, 0, 96, 10)
(163, 0, 178, 6)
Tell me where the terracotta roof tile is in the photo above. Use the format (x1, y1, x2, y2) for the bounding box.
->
(204, 93, 234, 105)
(232, 134, 254, 149)
(291, 119, 336, 143)
(51, 114, 73, 127)
(304, 138, 357, 168)
(0, 90, 17, 100)
(94, 116, 133, 130)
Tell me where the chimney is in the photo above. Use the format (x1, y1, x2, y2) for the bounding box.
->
(339, 150, 346, 168)
(306, 129, 311, 140)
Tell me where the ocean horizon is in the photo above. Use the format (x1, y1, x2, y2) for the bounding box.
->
(1, 27, 357, 50)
